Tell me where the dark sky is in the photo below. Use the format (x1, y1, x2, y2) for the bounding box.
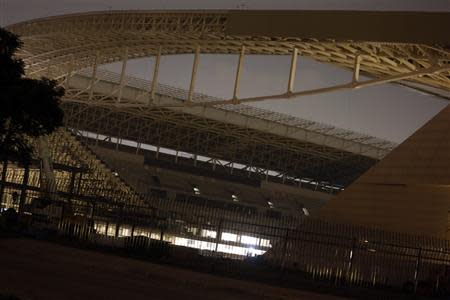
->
(1, 0, 449, 142)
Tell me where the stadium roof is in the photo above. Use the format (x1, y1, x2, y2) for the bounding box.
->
(7, 10, 450, 186)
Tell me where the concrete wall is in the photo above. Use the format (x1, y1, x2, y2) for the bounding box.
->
(319, 105, 450, 239)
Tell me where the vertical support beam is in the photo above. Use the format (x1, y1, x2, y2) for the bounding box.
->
(19, 163, 30, 214)
(215, 219, 223, 252)
(150, 46, 162, 105)
(136, 142, 141, 154)
(68, 170, 76, 204)
(0, 159, 8, 209)
(114, 204, 124, 238)
(76, 171, 83, 195)
(115, 221, 120, 238)
(89, 51, 100, 101)
(187, 45, 201, 105)
(232, 45, 245, 103)
(38, 136, 57, 200)
(281, 228, 290, 270)
(352, 54, 362, 83)
(117, 47, 129, 103)
(287, 48, 298, 94)
(105, 222, 109, 236)
(131, 223, 136, 237)
(115, 137, 120, 150)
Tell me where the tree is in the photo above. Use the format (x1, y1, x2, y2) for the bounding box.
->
(0, 27, 64, 206)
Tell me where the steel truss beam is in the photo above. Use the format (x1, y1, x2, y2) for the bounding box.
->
(62, 102, 375, 187)
(65, 70, 396, 159)
(7, 11, 450, 92)
(6, 10, 449, 188)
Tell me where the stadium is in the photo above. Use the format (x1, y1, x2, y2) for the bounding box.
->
(1, 9, 449, 298)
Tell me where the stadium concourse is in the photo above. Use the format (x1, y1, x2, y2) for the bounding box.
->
(1, 9, 449, 297)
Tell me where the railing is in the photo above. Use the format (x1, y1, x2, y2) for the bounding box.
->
(1, 177, 449, 297)
(0, 129, 448, 297)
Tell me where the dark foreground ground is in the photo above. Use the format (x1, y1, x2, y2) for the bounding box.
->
(0, 238, 348, 300)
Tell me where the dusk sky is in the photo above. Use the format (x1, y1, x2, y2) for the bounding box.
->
(1, 0, 449, 142)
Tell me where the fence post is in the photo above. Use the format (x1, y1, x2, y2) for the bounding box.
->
(281, 228, 290, 271)
(19, 163, 30, 214)
(115, 205, 123, 238)
(89, 202, 95, 238)
(414, 247, 422, 294)
(215, 218, 223, 252)
(346, 238, 357, 284)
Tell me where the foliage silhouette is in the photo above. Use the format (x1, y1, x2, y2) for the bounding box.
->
(0, 27, 64, 205)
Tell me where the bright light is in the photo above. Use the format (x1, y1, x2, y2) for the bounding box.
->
(173, 237, 266, 257)
(216, 244, 265, 257)
(106, 224, 116, 237)
(193, 186, 200, 195)
(221, 232, 238, 242)
(241, 235, 258, 245)
(260, 238, 271, 248)
(302, 208, 310, 216)
(201, 229, 217, 239)
(112, 171, 119, 176)
(119, 227, 132, 237)
(231, 194, 238, 202)
(267, 201, 274, 208)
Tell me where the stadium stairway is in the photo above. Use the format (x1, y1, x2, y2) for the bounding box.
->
(1, 128, 146, 208)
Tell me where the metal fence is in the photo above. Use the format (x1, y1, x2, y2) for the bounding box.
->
(1, 179, 449, 297)
(0, 128, 449, 297)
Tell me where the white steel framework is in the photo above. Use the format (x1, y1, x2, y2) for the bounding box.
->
(6, 10, 450, 187)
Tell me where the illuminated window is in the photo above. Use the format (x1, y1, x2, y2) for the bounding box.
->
(259, 238, 271, 247)
(106, 224, 116, 237)
(216, 244, 266, 257)
(241, 235, 258, 245)
(201, 229, 217, 239)
(119, 226, 132, 237)
(163, 234, 176, 243)
(221, 232, 238, 242)
(150, 232, 161, 240)
(94, 221, 107, 235)
(134, 228, 150, 237)
(186, 226, 198, 235)
(165, 236, 268, 257)
(202, 242, 216, 251)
